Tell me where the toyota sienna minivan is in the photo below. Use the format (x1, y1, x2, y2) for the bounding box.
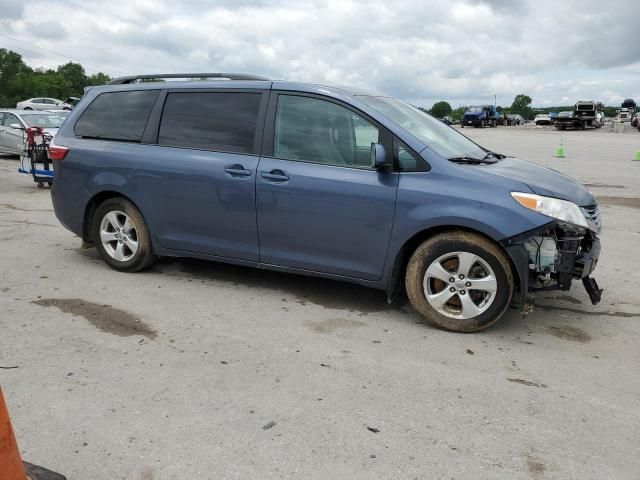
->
(49, 73, 602, 332)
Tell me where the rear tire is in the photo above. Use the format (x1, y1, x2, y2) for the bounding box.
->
(92, 197, 155, 272)
(405, 232, 514, 332)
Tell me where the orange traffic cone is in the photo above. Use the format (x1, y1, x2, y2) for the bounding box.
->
(0, 387, 28, 480)
(1, 388, 67, 480)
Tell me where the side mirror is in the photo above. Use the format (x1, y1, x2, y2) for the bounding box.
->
(9, 123, 24, 130)
(370, 143, 388, 170)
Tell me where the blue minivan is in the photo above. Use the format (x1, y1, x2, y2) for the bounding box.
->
(49, 73, 602, 332)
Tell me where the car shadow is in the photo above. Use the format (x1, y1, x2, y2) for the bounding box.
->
(153, 257, 408, 315)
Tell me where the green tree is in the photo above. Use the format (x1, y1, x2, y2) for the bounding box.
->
(450, 105, 468, 122)
(57, 62, 87, 96)
(510, 94, 534, 120)
(0, 48, 111, 107)
(87, 72, 111, 86)
(603, 106, 617, 118)
(0, 48, 33, 106)
(430, 101, 452, 118)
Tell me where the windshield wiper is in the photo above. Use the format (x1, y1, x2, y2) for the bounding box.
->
(448, 156, 495, 164)
(482, 150, 505, 161)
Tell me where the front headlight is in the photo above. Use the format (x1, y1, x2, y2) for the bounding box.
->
(511, 192, 588, 228)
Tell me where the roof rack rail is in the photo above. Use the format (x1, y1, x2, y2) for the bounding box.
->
(106, 73, 269, 85)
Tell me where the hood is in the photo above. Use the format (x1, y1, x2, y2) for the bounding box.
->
(478, 157, 595, 206)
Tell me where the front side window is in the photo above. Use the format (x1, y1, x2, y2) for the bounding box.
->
(158, 92, 262, 154)
(274, 95, 379, 168)
(394, 138, 425, 172)
(75, 90, 159, 142)
(4, 114, 20, 127)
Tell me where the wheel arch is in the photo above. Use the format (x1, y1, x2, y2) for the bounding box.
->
(386, 225, 521, 302)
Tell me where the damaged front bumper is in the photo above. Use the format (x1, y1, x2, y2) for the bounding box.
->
(502, 218, 603, 311)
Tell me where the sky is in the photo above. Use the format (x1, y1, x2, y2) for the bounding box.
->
(1, 0, 639, 108)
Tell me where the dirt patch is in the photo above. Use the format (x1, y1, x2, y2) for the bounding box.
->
(310, 318, 366, 333)
(32, 298, 157, 339)
(553, 295, 582, 305)
(526, 454, 546, 478)
(0, 203, 53, 212)
(584, 183, 626, 189)
(137, 466, 155, 480)
(507, 378, 548, 388)
(536, 305, 640, 318)
(597, 196, 640, 209)
(8, 219, 58, 228)
(547, 325, 591, 343)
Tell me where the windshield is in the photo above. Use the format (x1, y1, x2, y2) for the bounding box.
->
(49, 111, 69, 120)
(21, 113, 63, 128)
(467, 106, 483, 113)
(360, 96, 486, 159)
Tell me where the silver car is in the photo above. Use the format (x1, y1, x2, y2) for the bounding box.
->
(16, 97, 74, 111)
(0, 110, 64, 154)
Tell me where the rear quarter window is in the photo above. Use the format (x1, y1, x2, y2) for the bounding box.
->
(74, 90, 159, 142)
(158, 91, 262, 154)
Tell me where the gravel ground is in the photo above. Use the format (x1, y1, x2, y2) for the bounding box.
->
(1, 126, 639, 480)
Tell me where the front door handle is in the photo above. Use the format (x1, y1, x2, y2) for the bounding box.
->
(224, 164, 252, 177)
(261, 169, 289, 182)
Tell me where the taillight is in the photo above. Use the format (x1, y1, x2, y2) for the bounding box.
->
(48, 144, 69, 161)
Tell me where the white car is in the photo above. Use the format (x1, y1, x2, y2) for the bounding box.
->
(16, 97, 74, 111)
(0, 110, 64, 155)
(534, 113, 552, 125)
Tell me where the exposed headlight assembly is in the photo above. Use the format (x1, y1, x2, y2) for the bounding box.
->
(511, 192, 588, 229)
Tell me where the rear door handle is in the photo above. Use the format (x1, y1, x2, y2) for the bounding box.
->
(261, 169, 289, 182)
(224, 164, 252, 177)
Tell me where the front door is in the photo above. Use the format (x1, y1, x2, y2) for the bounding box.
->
(0, 113, 25, 154)
(256, 93, 398, 280)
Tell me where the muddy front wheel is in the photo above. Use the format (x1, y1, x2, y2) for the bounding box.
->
(405, 232, 514, 332)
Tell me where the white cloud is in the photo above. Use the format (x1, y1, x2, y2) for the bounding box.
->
(1, 0, 639, 107)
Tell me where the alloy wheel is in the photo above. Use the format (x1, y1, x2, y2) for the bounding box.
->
(99, 211, 139, 262)
(422, 251, 498, 320)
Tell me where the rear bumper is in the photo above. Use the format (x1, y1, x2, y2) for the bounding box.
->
(51, 170, 85, 237)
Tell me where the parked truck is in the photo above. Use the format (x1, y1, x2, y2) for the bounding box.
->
(460, 105, 500, 128)
(554, 101, 604, 130)
(617, 99, 635, 122)
(572, 100, 603, 129)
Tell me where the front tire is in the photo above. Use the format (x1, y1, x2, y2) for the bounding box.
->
(405, 232, 514, 332)
(92, 197, 155, 272)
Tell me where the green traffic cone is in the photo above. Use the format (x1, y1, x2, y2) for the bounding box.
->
(634, 149, 640, 161)
(555, 138, 565, 158)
